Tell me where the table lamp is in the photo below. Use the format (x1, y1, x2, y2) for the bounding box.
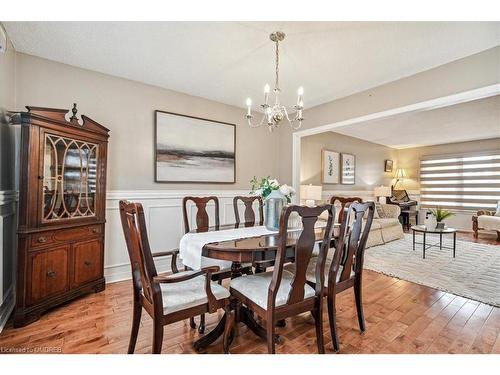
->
(373, 185, 391, 203)
(300, 184, 323, 207)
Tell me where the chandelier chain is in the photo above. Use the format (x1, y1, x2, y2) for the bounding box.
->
(275, 40, 280, 91)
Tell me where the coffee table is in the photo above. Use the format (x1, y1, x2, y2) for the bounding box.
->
(410, 225, 457, 259)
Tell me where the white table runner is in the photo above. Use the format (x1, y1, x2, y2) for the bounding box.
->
(179, 226, 278, 270)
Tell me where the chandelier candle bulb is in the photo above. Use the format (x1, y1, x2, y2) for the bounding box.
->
(246, 98, 252, 116)
(264, 84, 270, 105)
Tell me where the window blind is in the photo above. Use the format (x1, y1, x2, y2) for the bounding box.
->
(419, 152, 500, 211)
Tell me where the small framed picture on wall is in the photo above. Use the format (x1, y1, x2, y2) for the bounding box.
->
(341, 153, 355, 185)
(321, 149, 340, 184)
(385, 159, 393, 172)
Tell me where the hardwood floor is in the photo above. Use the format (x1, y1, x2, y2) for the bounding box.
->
(1, 265, 499, 354)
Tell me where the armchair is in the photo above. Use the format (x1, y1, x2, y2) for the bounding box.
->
(473, 209, 500, 240)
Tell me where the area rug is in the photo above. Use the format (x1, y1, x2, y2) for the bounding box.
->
(363, 234, 500, 307)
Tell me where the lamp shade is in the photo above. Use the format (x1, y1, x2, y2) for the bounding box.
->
(300, 184, 323, 201)
(374, 185, 391, 197)
(394, 168, 408, 179)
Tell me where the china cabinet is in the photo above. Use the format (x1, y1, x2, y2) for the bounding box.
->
(11, 105, 110, 327)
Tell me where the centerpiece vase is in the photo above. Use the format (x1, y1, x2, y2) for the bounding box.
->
(264, 190, 286, 231)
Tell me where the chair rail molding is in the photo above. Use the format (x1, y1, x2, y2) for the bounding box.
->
(104, 189, 253, 283)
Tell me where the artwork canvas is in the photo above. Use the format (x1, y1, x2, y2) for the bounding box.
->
(321, 149, 340, 184)
(385, 159, 394, 172)
(155, 111, 235, 183)
(341, 153, 355, 185)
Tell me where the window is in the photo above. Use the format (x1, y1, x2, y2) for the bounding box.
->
(419, 152, 500, 211)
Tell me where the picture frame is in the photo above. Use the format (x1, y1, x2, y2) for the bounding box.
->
(321, 149, 340, 184)
(155, 110, 236, 183)
(341, 153, 356, 185)
(385, 159, 393, 172)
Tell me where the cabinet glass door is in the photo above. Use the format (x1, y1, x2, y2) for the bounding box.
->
(42, 133, 98, 221)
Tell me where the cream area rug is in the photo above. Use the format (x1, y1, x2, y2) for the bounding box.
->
(363, 234, 500, 307)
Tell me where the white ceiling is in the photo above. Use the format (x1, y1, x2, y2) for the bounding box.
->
(332, 95, 500, 149)
(4, 22, 500, 109)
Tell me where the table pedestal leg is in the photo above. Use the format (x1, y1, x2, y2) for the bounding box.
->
(240, 306, 280, 343)
(193, 313, 227, 352)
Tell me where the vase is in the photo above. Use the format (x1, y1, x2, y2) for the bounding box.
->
(264, 190, 286, 231)
(435, 222, 445, 230)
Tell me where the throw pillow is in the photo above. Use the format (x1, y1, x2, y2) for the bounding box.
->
(374, 202, 385, 218)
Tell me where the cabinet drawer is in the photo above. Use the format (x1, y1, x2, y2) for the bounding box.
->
(27, 246, 69, 305)
(30, 224, 102, 248)
(72, 238, 103, 287)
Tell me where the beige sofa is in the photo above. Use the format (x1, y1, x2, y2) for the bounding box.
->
(364, 203, 404, 248)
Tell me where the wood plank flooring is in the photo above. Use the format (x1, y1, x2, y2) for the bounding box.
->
(0, 233, 498, 354)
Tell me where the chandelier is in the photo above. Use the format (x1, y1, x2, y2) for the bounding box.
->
(245, 31, 304, 131)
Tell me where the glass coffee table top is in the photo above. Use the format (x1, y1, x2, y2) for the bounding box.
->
(411, 225, 457, 234)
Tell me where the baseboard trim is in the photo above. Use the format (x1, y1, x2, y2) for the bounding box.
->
(0, 286, 14, 333)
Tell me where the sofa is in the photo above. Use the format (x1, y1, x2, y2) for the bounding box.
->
(325, 198, 404, 248)
(473, 207, 500, 241)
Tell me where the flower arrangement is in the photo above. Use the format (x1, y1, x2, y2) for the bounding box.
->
(250, 176, 295, 203)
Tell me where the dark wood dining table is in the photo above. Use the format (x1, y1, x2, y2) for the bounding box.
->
(190, 222, 338, 352)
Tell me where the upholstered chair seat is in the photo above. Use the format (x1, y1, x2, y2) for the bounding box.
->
(230, 270, 316, 310)
(155, 271, 230, 314)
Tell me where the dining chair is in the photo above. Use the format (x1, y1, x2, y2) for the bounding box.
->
(182, 196, 252, 333)
(288, 201, 374, 352)
(233, 195, 264, 227)
(329, 196, 362, 224)
(226, 204, 336, 354)
(119, 200, 232, 354)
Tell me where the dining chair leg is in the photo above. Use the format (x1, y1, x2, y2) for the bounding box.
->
(152, 319, 164, 354)
(327, 295, 340, 352)
(189, 317, 197, 329)
(312, 302, 325, 354)
(354, 276, 366, 333)
(198, 314, 206, 334)
(223, 306, 235, 354)
(128, 297, 142, 354)
(266, 320, 276, 354)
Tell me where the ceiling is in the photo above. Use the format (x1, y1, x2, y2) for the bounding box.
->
(4, 22, 500, 109)
(331, 95, 500, 149)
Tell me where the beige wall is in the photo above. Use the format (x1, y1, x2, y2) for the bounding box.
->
(14, 52, 279, 191)
(397, 137, 500, 190)
(301, 131, 397, 191)
(277, 46, 500, 184)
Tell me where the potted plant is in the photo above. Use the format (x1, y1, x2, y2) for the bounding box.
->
(250, 176, 295, 230)
(429, 207, 454, 229)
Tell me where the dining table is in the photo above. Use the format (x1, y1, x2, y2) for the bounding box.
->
(183, 222, 339, 352)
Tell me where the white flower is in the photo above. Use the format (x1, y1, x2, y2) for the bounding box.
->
(289, 186, 296, 195)
(253, 188, 263, 196)
(279, 184, 291, 196)
(270, 179, 279, 188)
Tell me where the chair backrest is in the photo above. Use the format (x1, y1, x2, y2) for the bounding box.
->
(182, 196, 220, 233)
(330, 196, 363, 223)
(268, 204, 335, 310)
(233, 196, 264, 227)
(119, 200, 160, 307)
(329, 202, 375, 286)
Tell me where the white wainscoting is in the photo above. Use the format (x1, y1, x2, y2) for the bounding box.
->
(104, 190, 259, 284)
(0, 190, 17, 333)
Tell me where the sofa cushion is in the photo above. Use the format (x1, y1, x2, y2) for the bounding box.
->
(376, 218, 400, 229)
(478, 215, 500, 231)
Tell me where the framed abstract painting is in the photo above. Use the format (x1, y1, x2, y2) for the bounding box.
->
(341, 153, 355, 185)
(321, 149, 340, 184)
(155, 110, 236, 183)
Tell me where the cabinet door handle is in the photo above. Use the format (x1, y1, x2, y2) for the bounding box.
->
(84, 260, 92, 267)
(92, 228, 99, 233)
(38, 236, 47, 243)
(46, 270, 56, 278)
